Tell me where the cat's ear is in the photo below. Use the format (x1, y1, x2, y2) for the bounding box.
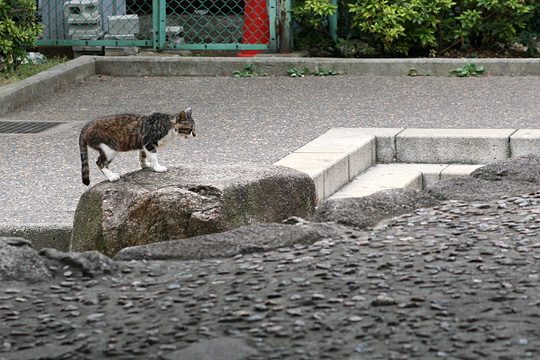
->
(185, 107, 192, 118)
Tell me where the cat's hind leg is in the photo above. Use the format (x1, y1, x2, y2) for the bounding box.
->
(139, 150, 151, 169)
(143, 147, 167, 172)
(97, 144, 120, 182)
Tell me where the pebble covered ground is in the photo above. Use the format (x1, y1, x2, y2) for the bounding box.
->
(1, 193, 539, 359)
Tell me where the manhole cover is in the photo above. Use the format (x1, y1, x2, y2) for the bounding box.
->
(0, 121, 64, 134)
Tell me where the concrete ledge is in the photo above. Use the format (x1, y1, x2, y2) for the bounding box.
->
(330, 164, 422, 199)
(396, 128, 516, 164)
(0, 56, 96, 116)
(510, 129, 540, 157)
(323, 127, 404, 163)
(0, 224, 71, 251)
(274, 152, 350, 202)
(95, 56, 540, 77)
(274, 130, 376, 201)
(275, 127, 540, 202)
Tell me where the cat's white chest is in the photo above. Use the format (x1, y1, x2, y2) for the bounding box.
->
(157, 128, 176, 147)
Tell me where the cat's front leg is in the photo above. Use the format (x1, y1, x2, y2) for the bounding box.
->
(139, 150, 151, 169)
(144, 148, 167, 172)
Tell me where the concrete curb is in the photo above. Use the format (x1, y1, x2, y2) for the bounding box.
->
(274, 127, 540, 202)
(0, 56, 95, 117)
(95, 56, 540, 77)
(0, 224, 72, 251)
(1, 56, 539, 116)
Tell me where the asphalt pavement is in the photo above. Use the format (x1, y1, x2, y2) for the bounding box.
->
(0, 73, 539, 227)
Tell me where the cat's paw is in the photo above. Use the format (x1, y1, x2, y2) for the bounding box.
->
(140, 163, 151, 169)
(108, 173, 121, 182)
(153, 165, 167, 172)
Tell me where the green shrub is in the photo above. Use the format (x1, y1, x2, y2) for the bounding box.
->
(347, 0, 454, 55)
(294, 0, 539, 57)
(446, 0, 535, 50)
(292, 0, 337, 52)
(293, 0, 337, 29)
(0, 0, 43, 72)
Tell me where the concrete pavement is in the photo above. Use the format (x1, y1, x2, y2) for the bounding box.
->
(0, 56, 539, 247)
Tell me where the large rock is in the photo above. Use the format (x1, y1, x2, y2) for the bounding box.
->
(427, 155, 540, 201)
(115, 221, 365, 261)
(39, 248, 118, 277)
(426, 176, 539, 202)
(0, 237, 51, 283)
(313, 188, 441, 230)
(471, 154, 540, 183)
(71, 164, 316, 256)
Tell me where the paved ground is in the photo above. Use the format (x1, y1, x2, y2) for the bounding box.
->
(0, 71, 539, 360)
(0, 75, 539, 226)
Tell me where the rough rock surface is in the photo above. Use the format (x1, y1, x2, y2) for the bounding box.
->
(1, 193, 538, 359)
(115, 221, 365, 261)
(39, 248, 118, 277)
(0, 237, 51, 283)
(426, 176, 539, 201)
(471, 153, 540, 183)
(71, 164, 316, 256)
(313, 188, 441, 230)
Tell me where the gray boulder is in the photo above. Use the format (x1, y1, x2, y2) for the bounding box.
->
(115, 221, 364, 261)
(39, 248, 118, 277)
(71, 164, 316, 256)
(428, 154, 540, 201)
(471, 154, 540, 183)
(0, 237, 51, 283)
(313, 188, 441, 230)
(426, 176, 539, 202)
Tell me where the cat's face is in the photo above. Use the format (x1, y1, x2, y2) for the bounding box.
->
(174, 108, 196, 138)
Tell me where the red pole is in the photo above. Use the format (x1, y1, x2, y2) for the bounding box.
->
(237, 0, 270, 57)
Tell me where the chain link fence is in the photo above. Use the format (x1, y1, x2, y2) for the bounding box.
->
(36, 0, 276, 51)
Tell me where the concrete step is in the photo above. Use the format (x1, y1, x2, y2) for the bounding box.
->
(329, 163, 483, 199)
(329, 164, 422, 199)
(274, 127, 538, 202)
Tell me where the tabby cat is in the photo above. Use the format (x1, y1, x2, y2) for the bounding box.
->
(79, 108, 195, 185)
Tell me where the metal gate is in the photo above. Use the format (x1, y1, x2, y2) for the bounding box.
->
(36, 0, 277, 51)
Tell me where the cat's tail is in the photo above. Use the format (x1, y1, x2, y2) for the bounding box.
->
(79, 134, 90, 186)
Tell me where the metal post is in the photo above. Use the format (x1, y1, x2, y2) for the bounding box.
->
(278, 0, 292, 53)
(152, 0, 159, 51)
(158, 0, 166, 50)
(268, 0, 277, 51)
(152, 0, 166, 51)
(328, 0, 338, 42)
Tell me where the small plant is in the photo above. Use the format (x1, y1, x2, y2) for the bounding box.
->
(1, 56, 66, 86)
(287, 67, 310, 77)
(407, 68, 420, 77)
(450, 63, 485, 77)
(232, 63, 267, 78)
(311, 66, 339, 76)
(288, 66, 340, 77)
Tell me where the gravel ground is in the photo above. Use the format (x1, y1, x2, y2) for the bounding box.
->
(1, 75, 539, 226)
(1, 192, 539, 360)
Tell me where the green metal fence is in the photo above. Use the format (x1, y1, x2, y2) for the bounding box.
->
(36, 0, 277, 51)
